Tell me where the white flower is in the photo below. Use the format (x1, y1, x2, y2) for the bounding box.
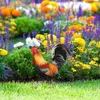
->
(26, 37, 33, 47)
(14, 42, 24, 48)
(44, 20, 53, 26)
(16, 6, 24, 11)
(26, 37, 40, 47)
(31, 8, 36, 15)
(32, 38, 40, 47)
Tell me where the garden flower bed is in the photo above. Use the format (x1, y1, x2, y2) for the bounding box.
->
(0, 0, 100, 81)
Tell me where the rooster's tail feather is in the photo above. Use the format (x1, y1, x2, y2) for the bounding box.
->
(45, 63, 58, 76)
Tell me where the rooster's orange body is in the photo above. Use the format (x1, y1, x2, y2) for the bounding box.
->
(31, 47, 58, 76)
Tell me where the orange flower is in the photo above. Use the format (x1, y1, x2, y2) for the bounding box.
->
(54, 7, 66, 14)
(41, 1, 49, 7)
(41, 6, 51, 13)
(45, 14, 52, 19)
(91, 3, 98, 12)
(68, 24, 83, 32)
(84, 0, 93, 2)
(1, 8, 11, 16)
(82, 26, 86, 30)
(7, 8, 14, 12)
(12, 10, 21, 17)
(69, 15, 75, 19)
(72, 33, 82, 38)
(59, 7, 66, 13)
(86, 16, 95, 23)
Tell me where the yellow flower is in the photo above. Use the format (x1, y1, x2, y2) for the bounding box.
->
(89, 61, 95, 65)
(11, 26, 16, 30)
(74, 61, 82, 67)
(78, 61, 84, 67)
(42, 40, 48, 48)
(10, 19, 15, 22)
(75, 55, 80, 59)
(41, 52, 46, 55)
(36, 34, 45, 41)
(0, 49, 8, 56)
(83, 64, 91, 69)
(88, 23, 94, 27)
(96, 41, 100, 48)
(74, 38, 85, 47)
(88, 40, 96, 46)
(47, 34, 57, 42)
(0, 23, 3, 27)
(8, 28, 13, 31)
(89, 60, 98, 66)
(49, 1, 59, 7)
(93, 57, 99, 61)
(1, 31, 5, 34)
(91, 2, 98, 12)
(71, 68, 77, 72)
(5, 21, 9, 24)
(72, 33, 82, 38)
(10, 21, 16, 25)
(1, 27, 5, 30)
(60, 37, 65, 44)
(74, 63, 80, 67)
(77, 47, 85, 53)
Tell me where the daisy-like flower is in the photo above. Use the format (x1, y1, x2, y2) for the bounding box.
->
(26, 37, 33, 47)
(32, 38, 40, 47)
(26, 37, 40, 47)
(13, 42, 24, 48)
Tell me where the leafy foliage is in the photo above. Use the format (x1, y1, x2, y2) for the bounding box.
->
(0, 56, 6, 80)
(15, 16, 43, 37)
(6, 48, 35, 79)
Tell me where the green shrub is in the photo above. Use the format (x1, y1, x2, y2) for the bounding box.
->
(6, 48, 35, 79)
(56, 57, 74, 81)
(0, 54, 7, 80)
(15, 16, 43, 37)
(56, 55, 100, 81)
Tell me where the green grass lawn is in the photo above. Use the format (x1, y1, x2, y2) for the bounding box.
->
(0, 80, 100, 100)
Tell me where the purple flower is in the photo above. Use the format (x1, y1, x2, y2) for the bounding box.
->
(25, 0, 28, 5)
(94, 15, 100, 25)
(27, 32, 31, 38)
(94, 27, 100, 41)
(0, 10, 2, 16)
(0, 34, 4, 48)
(82, 27, 95, 41)
(64, 31, 72, 48)
(32, 31, 37, 38)
(77, 6, 83, 18)
(23, 34, 26, 40)
(8, 42, 14, 52)
(47, 36, 50, 51)
(5, 26, 9, 42)
(4, 0, 11, 6)
(31, 0, 35, 4)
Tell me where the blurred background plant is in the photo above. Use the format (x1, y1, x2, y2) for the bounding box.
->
(14, 16, 44, 37)
(0, 48, 8, 80)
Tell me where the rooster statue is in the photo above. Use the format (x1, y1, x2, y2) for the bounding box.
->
(26, 37, 70, 77)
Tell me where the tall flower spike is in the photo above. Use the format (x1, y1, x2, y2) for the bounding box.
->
(77, 5, 83, 18)
(23, 34, 26, 40)
(5, 26, 9, 42)
(4, 0, 11, 6)
(27, 32, 31, 38)
(25, 0, 28, 5)
(32, 31, 37, 38)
